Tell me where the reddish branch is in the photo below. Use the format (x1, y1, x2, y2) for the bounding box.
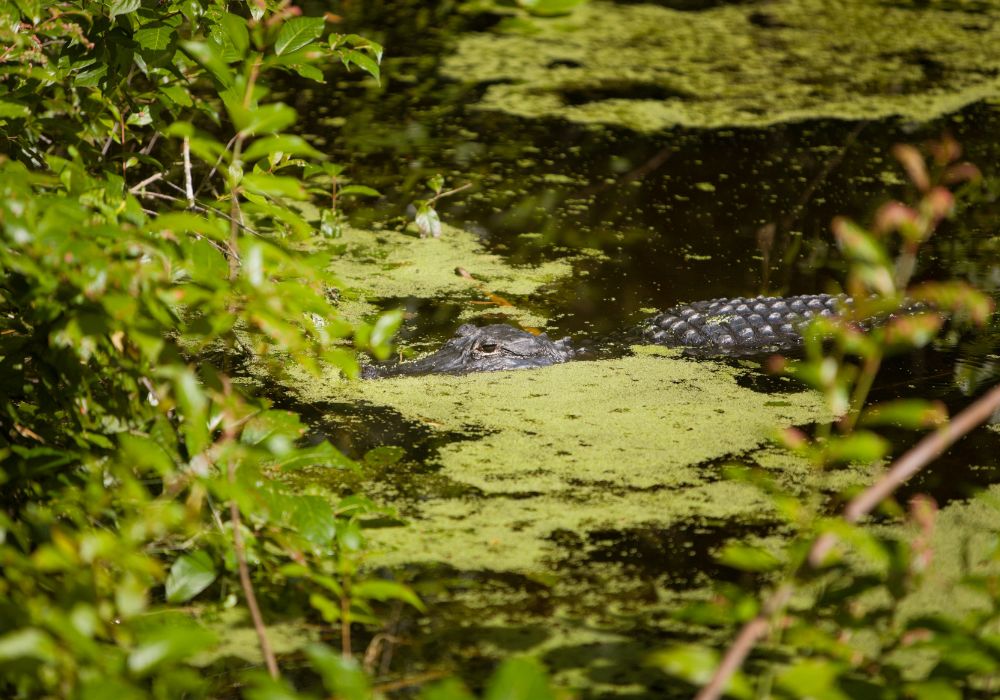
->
(696, 382, 1000, 700)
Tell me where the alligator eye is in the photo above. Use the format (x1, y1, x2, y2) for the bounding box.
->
(477, 342, 499, 354)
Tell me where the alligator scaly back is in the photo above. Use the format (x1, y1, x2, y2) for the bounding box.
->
(641, 294, 848, 355)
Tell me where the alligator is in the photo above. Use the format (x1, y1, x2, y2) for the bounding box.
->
(362, 293, 849, 378)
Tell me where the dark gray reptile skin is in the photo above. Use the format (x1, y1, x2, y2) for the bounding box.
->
(640, 294, 849, 355)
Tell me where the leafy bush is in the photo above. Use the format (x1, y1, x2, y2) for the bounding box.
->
(654, 140, 1000, 699)
(0, 0, 422, 696)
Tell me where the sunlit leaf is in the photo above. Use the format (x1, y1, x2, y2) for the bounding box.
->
(649, 644, 752, 699)
(165, 550, 217, 603)
(893, 143, 930, 192)
(243, 135, 325, 162)
(337, 185, 381, 197)
(0, 628, 58, 663)
(369, 309, 402, 360)
(775, 659, 849, 700)
(127, 620, 216, 675)
(340, 49, 380, 84)
(276, 442, 358, 472)
(421, 679, 476, 700)
(351, 579, 425, 612)
(108, 0, 141, 18)
(821, 431, 890, 465)
(180, 40, 235, 87)
(484, 657, 557, 700)
(228, 102, 297, 136)
(883, 312, 944, 352)
(134, 24, 175, 51)
(860, 399, 948, 429)
(305, 644, 371, 700)
(717, 542, 782, 572)
(241, 173, 307, 199)
(0, 101, 31, 120)
(275, 17, 325, 56)
(832, 217, 890, 266)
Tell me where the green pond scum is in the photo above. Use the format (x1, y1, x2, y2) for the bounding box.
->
(327, 223, 596, 328)
(443, 0, 1000, 130)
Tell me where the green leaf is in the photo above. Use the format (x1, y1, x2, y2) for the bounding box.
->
(860, 399, 948, 429)
(649, 644, 752, 699)
(340, 49, 380, 84)
(821, 431, 890, 465)
(883, 312, 944, 352)
(289, 63, 325, 83)
(158, 84, 193, 108)
(219, 13, 249, 59)
(241, 409, 304, 446)
(275, 17, 325, 56)
(289, 495, 337, 547)
(421, 679, 476, 700)
(904, 679, 962, 700)
(241, 173, 307, 199)
(484, 657, 556, 700)
(173, 368, 210, 455)
(108, 0, 141, 18)
(276, 442, 358, 472)
(118, 433, 176, 475)
(228, 102, 297, 136)
(716, 542, 782, 572)
(352, 579, 425, 612)
(147, 212, 228, 241)
(180, 40, 235, 87)
(775, 659, 849, 700)
(832, 217, 890, 265)
(134, 24, 175, 51)
(243, 135, 325, 162)
(0, 628, 58, 663)
(165, 550, 217, 603)
(338, 185, 381, 198)
(127, 619, 216, 675)
(518, 0, 588, 16)
(183, 236, 230, 283)
(13, 0, 42, 23)
(369, 309, 403, 360)
(305, 644, 371, 700)
(0, 101, 31, 120)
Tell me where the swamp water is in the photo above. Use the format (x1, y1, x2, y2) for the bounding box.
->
(240, 1, 1000, 696)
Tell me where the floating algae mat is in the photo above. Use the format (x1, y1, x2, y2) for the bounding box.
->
(287, 348, 828, 573)
(443, 0, 1000, 131)
(328, 224, 591, 326)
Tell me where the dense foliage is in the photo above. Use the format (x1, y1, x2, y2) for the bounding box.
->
(655, 142, 1000, 699)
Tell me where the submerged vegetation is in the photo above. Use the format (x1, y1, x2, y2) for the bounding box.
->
(2, 0, 1000, 698)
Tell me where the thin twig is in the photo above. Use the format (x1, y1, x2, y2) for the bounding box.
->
(183, 136, 195, 209)
(697, 382, 1000, 700)
(428, 182, 472, 207)
(695, 584, 793, 700)
(372, 671, 449, 694)
(135, 184, 262, 237)
(195, 133, 239, 199)
(811, 382, 1000, 564)
(129, 172, 164, 193)
(228, 488, 280, 679)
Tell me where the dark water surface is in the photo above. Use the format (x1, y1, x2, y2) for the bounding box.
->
(266, 1, 1000, 695)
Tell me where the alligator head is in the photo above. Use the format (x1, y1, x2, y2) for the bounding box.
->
(362, 324, 577, 378)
